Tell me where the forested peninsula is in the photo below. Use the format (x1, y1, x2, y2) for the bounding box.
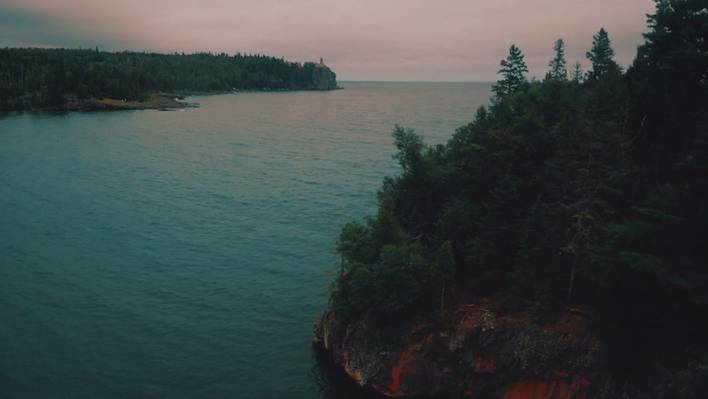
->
(315, 1, 708, 398)
(0, 49, 338, 111)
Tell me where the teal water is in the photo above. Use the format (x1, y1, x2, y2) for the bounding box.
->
(0, 82, 491, 398)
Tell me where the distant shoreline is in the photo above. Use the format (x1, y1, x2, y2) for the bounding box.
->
(57, 93, 197, 112)
(60, 87, 344, 112)
(1, 48, 339, 113)
(0, 87, 343, 116)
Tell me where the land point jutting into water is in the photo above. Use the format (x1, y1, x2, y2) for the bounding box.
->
(313, 2, 708, 397)
(0, 49, 339, 112)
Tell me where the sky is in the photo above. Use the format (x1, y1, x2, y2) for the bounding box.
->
(0, 0, 656, 81)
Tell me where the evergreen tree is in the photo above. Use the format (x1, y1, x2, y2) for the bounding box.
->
(586, 28, 619, 80)
(492, 44, 529, 98)
(546, 39, 568, 80)
(571, 61, 584, 83)
(627, 0, 708, 167)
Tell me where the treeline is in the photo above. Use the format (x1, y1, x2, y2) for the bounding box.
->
(0, 49, 338, 110)
(330, 0, 707, 383)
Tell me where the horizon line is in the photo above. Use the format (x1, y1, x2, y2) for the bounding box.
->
(340, 80, 494, 84)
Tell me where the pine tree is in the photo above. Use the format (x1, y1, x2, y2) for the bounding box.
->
(547, 39, 568, 80)
(571, 62, 584, 83)
(627, 0, 708, 166)
(586, 28, 618, 80)
(492, 44, 529, 98)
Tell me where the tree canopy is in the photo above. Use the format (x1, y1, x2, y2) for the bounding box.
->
(330, 1, 708, 393)
(0, 49, 338, 110)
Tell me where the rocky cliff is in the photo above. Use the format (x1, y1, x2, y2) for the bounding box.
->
(306, 63, 339, 90)
(315, 297, 614, 399)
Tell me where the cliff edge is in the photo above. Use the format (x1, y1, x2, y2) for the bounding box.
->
(314, 298, 708, 398)
(314, 297, 602, 399)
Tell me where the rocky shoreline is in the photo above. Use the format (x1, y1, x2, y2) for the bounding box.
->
(57, 93, 198, 112)
(314, 298, 708, 398)
(8, 87, 342, 115)
(314, 298, 606, 399)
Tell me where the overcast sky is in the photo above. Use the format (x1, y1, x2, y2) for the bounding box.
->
(0, 0, 656, 81)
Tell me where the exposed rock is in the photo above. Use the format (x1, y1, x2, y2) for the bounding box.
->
(59, 93, 197, 112)
(314, 298, 601, 398)
(307, 63, 338, 90)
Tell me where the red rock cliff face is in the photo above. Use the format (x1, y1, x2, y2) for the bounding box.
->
(313, 299, 602, 398)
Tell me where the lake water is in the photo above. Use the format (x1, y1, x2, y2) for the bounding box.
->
(0, 82, 491, 399)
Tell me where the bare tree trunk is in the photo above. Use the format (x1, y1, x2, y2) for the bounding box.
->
(440, 282, 446, 316)
(567, 255, 577, 303)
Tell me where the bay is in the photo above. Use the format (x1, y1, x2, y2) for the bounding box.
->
(0, 82, 491, 398)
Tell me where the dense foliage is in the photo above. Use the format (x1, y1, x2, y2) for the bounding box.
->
(330, 0, 707, 370)
(0, 49, 337, 110)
